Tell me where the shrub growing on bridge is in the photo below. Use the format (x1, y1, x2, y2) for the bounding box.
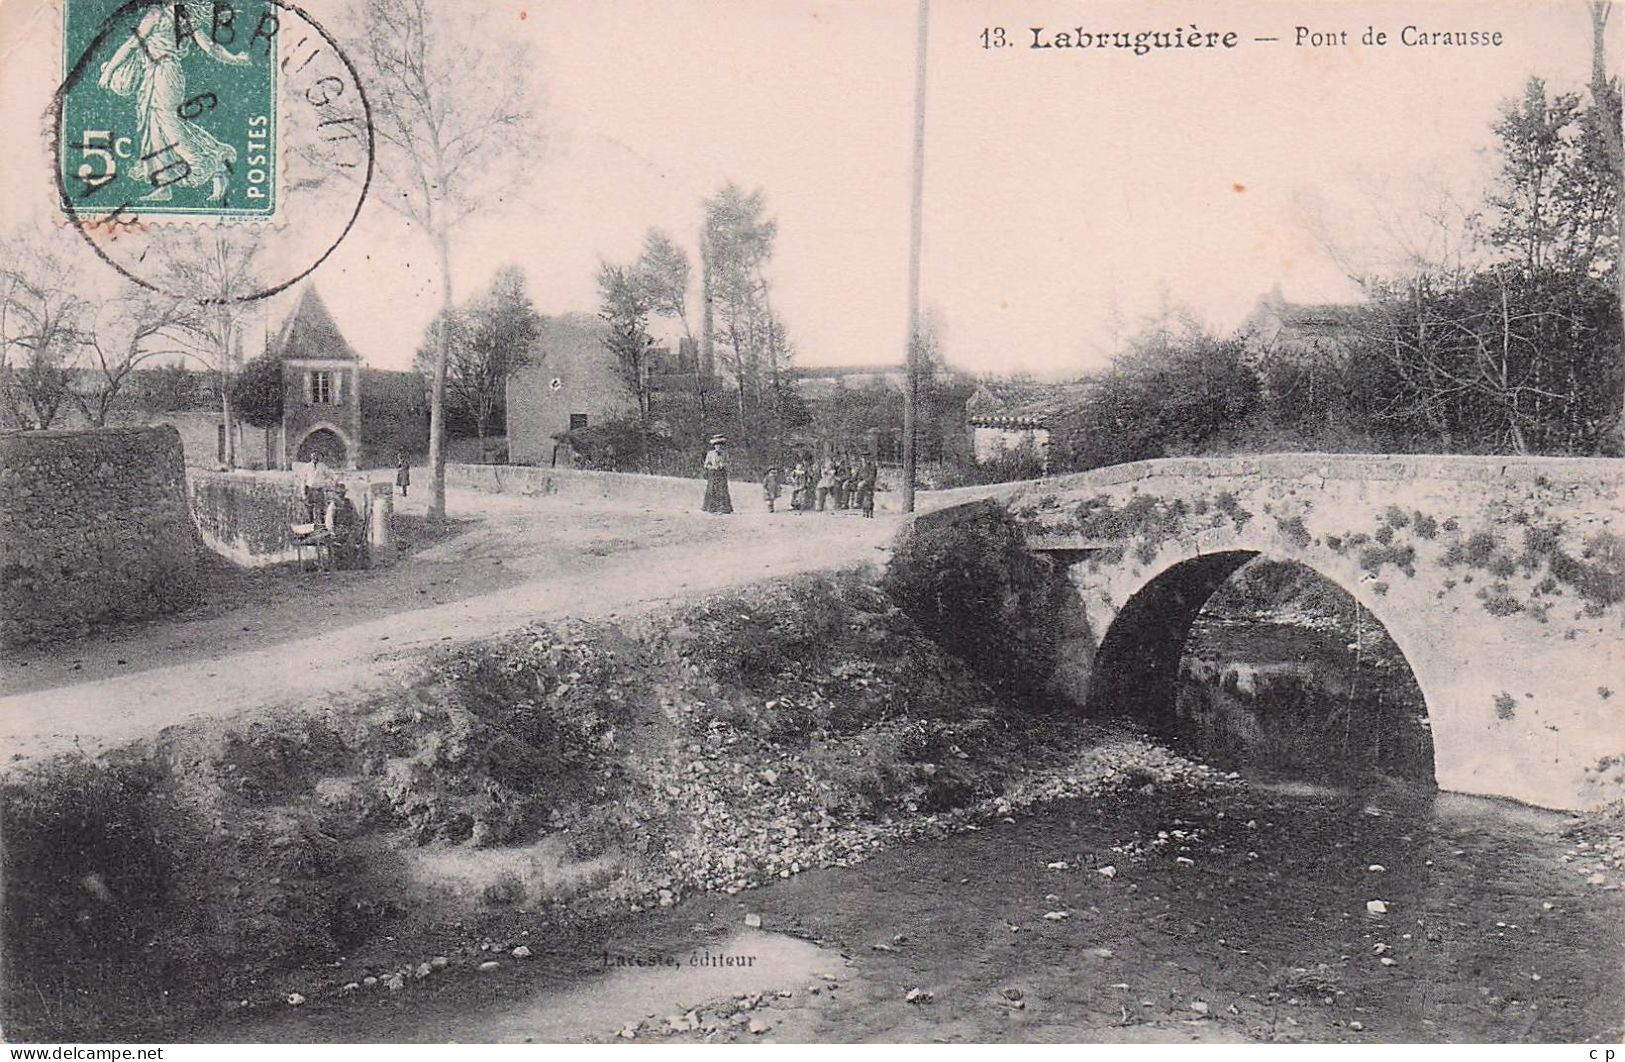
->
(882, 507, 1070, 705)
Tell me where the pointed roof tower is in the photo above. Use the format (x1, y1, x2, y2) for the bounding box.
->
(269, 286, 359, 361)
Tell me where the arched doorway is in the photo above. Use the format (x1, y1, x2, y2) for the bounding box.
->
(1087, 552, 1435, 786)
(295, 427, 349, 467)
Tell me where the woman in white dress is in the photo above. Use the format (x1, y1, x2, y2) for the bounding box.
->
(97, 1, 251, 203)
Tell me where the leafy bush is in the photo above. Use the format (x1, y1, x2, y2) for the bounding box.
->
(883, 506, 1069, 703)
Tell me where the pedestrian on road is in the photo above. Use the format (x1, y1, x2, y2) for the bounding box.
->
(763, 467, 782, 513)
(816, 459, 836, 512)
(859, 458, 877, 518)
(702, 435, 734, 514)
(395, 453, 411, 497)
(789, 460, 812, 513)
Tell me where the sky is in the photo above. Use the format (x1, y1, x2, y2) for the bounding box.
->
(0, 0, 1613, 378)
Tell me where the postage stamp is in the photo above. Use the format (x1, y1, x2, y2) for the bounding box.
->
(58, 0, 278, 218)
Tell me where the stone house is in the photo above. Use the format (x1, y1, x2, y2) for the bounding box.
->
(1239, 284, 1365, 369)
(505, 313, 639, 465)
(264, 286, 426, 469)
(964, 380, 1096, 468)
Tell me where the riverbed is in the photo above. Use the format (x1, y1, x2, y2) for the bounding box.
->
(210, 773, 1624, 1043)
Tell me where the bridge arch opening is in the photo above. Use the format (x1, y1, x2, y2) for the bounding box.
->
(1086, 552, 1435, 787)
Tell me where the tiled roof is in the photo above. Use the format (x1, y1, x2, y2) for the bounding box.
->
(271, 287, 359, 362)
(967, 381, 1096, 427)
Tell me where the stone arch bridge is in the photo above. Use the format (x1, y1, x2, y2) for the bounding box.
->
(916, 454, 1624, 810)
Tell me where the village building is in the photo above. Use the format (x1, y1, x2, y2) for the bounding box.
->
(0, 286, 425, 469)
(505, 314, 638, 465)
(1239, 284, 1365, 367)
(964, 380, 1096, 469)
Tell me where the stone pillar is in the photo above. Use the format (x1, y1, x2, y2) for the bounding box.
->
(367, 480, 395, 566)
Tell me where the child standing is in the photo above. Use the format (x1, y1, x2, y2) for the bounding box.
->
(762, 467, 782, 513)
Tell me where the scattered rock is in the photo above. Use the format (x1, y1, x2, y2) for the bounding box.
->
(1002, 987, 1024, 1001)
(1365, 900, 1388, 916)
(1190, 1001, 1210, 1016)
(1043, 910, 1070, 921)
(745, 913, 762, 929)
(479, 960, 501, 971)
(385, 973, 405, 992)
(512, 945, 532, 959)
(1097, 865, 1117, 879)
(748, 1018, 771, 1035)
(286, 993, 305, 1006)
(905, 987, 934, 1004)
(1367, 864, 1386, 873)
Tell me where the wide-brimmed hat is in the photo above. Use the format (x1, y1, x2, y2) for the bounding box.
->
(708, 435, 728, 445)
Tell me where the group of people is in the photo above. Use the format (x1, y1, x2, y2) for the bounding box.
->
(775, 454, 878, 517)
(701, 436, 878, 518)
(298, 456, 365, 570)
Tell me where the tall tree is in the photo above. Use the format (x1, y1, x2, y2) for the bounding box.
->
(635, 228, 715, 436)
(1487, 79, 1616, 276)
(638, 229, 693, 340)
(597, 261, 657, 462)
(155, 230, 266, 467)
(455, 266, 540, 446)
(702, 184, 778, 449)
(230, 352, 285, 462)
(355, 0, 539, 519)
(1588, 0, 1625, 441)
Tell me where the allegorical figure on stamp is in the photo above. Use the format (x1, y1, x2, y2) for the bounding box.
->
(97, 0, 251, 202)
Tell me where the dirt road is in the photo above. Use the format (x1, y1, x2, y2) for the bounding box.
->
(0, 486, 899, 764)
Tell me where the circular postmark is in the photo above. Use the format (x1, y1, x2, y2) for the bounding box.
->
(51, 0, 374, 303)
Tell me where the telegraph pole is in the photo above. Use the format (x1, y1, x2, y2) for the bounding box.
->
(901, 0, 929, 513)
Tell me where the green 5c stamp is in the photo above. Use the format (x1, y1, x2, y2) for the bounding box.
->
(60, 0, 278, 218)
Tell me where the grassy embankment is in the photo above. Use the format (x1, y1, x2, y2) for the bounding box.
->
(2, 514, 1222, 1040)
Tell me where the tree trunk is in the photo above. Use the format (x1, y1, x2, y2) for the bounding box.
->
(427, 227, 454, 521)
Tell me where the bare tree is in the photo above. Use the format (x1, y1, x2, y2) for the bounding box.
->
(156, 230, 267, 467)
(0, 230, 86, 429)
(354, 0, 539, 520)
(68, 294, 195, 427)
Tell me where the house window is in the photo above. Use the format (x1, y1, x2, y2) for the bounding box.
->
(569, 413, 588, 431)
(308, 370, 341, 404)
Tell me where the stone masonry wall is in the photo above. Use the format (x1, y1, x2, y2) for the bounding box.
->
(0, 426, 201, 647)
(445, 463, 756, 508)
(189, 469, 390, 567)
